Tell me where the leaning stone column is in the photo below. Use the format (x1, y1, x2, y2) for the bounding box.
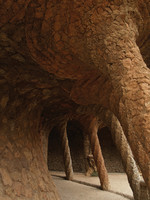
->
(88, 118, 110, 190)
(58, 121, 73, 180)
(111, 115, 141, 200)
(102, 111, 150, 200)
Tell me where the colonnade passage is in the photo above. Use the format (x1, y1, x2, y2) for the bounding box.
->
(47, 118, 150, 200)
(0, 1, 150, 200)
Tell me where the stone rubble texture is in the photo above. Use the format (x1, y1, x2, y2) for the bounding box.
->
(0, 0, 150, 199)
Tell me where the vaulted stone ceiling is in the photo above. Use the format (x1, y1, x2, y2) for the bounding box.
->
(0, 0, 149, 121)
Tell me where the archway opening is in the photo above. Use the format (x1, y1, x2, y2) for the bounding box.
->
(67, 120, 85, 172)
(98, 127, 124, 173)
(48, 126, 64, 171)
(47, 120, 85, 173)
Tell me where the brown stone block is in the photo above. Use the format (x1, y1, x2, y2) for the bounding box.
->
(0, 168, 12, 186)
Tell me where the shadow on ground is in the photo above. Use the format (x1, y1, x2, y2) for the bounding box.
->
(51, 172, 134, 200)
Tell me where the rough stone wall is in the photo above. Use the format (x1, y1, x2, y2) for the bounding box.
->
(0, 66, 61, 199)
(0, 106, 60, 200)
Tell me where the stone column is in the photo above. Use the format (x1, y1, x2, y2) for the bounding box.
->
(111, 115, 141, 200)
(59, 121, 73, 180)
(102, 111, 150, 200)
(88, 118, 110, 190)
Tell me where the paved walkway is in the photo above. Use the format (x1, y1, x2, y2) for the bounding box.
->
(51, 171, 134, 200)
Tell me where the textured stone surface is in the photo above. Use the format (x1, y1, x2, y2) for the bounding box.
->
(0, 0, 150, 199)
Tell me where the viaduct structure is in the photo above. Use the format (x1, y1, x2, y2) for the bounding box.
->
(0, 1, 150, 199)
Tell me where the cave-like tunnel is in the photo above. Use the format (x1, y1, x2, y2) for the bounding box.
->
(0, 1, 150, 200)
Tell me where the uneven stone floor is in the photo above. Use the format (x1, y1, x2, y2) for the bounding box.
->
(51, 172, 133, 200)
